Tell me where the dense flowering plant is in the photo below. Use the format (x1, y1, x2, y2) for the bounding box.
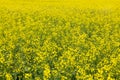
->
(0, 7, 120, 80)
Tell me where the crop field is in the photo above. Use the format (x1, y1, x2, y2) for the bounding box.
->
(0, 0, 120, 80)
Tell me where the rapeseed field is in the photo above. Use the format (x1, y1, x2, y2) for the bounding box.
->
(0, 0, 120, 80)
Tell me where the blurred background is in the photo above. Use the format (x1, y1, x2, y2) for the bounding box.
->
(0, 0, 120, 10)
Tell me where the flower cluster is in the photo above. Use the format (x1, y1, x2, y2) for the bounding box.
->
(0, 7, 120, 80)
